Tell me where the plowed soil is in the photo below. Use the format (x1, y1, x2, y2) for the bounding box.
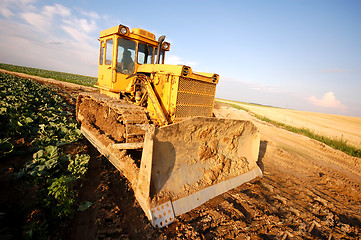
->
(1, 70, 361, 239)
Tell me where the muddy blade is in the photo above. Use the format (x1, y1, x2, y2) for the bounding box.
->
(135, 117, 262, 227)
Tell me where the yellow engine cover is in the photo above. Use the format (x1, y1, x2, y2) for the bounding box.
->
(137, 64, 219, 123)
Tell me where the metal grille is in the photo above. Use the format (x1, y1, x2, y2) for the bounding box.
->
(175, 105, 213, 118)
(175, 77, 216, 120)
(176, 92, 214, 106)
(178, 77, 216, 95)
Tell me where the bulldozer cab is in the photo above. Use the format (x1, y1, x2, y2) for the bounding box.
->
(97, 25, 169, 97)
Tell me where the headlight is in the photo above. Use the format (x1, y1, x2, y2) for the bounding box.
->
(162, 42, 170, 50)
(212, 74, 219, 82)
(119, 26, 128, 35)
(182, 66, 190, 76)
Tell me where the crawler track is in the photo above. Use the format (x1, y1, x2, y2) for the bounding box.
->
(76, 92, 149, 146)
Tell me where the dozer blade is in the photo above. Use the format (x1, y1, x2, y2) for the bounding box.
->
(134, 117, 262, 228)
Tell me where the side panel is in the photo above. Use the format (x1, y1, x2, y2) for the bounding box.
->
(145, 69, 217, 124)
(147, 72, 174, 122)
(139, 65, 218, 124)
(113, 72, 134, 92)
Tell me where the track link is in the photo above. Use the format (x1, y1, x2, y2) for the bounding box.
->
(76, 92, 149, 147)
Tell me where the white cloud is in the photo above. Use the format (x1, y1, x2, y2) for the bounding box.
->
(61, 25, 92, 43)
(20, 4, 71, 33)
(165, 55, 198, 67)
(0, 7, 14, 18)
(43, 4, 71, 18)
(0, 1, 100, 76)
(21, 12, 50, 32)
(0, 0, 36, 18)
(307, 92, 347, 109)
(62, 18, 97, 34)
(78, 9, 100, 19)
(10, 2, 97, 37)
(165, 55, 181, 65)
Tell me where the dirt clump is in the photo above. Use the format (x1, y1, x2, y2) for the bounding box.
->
(77, 95, 127, 144)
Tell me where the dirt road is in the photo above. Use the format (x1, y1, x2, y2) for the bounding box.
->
(2, 71, 361, 239)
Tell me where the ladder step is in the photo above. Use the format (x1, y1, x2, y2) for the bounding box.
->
(112, 142, 144, 149)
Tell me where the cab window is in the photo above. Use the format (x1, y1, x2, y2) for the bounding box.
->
(117, 38, 136, 74)
(105, 39, 113, 65)
(138, 43, 154, 64)
(99, 41, 104, 65)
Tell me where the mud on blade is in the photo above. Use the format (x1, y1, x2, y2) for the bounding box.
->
(136, 117, 262, 227)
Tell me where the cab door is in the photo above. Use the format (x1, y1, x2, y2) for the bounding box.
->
(113, 37, 137, 92)
(98, 37, 115, 89)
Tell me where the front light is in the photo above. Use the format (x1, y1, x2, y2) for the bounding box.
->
(162, 42, 170, 50)
(120, 26, 128, 35)
(182, 66, 190, 76)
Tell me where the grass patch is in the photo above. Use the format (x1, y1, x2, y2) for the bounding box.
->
(217, 98, 282, 109)
(0, 63, 97, 87)
(225, 102, 250, 113)
(228, 102, 361, 158)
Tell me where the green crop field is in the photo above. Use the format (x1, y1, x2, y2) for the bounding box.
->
(0, 63, 97, 87)
(0, 72, 90, 238)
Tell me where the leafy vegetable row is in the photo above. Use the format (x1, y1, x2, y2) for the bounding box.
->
(0, 63, 97, 86)
(0, 73, 82, 155)
(0, 72, 90, 238)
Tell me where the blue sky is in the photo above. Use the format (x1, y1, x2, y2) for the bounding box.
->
(0, 0, 360, 117)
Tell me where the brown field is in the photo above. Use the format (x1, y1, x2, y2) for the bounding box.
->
(1, 71, 361, 239)
(218, 100, 361, 148)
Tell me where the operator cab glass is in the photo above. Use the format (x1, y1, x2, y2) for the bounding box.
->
(116, 38, 136, 74)
(105, 36, 166, 76)
(105, 39, 113, 65)
(138, 43, 154, 64)
(99, 41, 104, 65)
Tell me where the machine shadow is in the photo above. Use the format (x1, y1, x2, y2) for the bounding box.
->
(257, 140, 267, 173)
(150, 140, 176, 197)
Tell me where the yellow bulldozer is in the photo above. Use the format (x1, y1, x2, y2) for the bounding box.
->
(76, 24, 262, 228)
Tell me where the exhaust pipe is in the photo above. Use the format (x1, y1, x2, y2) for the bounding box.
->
(156, 35, 165, 64)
